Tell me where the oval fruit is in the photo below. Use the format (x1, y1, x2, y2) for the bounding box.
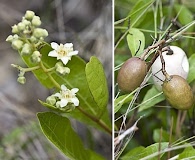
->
(152, 46, 189, 91)
(117, 57, 147, 93)
(162, 75, 194, 110)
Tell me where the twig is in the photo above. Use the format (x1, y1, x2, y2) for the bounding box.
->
(77, 106, 112, 135)
(158, 128, 162, 160)
(114, 122, 138, 146)
(168, 117, 174, 159)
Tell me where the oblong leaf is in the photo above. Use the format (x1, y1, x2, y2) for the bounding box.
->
(85, 56, 109, 116)
(37, 112, 104, 160)
(127, 28, 145, 57)
(121, 142, 168, 160)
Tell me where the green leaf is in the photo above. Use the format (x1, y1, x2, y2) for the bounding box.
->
(179, 144, 195, 159)
(138, 86, 165, 112)
(187, 54, 195, 83)
(153, 129, 175, 143)
(121, 142, 168, 160)
(121, 146, 145, 160)
(114, 93, 133, 114)
(20, 44, 111, 132)
(127, 28, 145, 57)
(37, 112, 105, 160)
(129, 0, 155, 27)
(85, 56, 109, 116)
(174, 4, 194, 26)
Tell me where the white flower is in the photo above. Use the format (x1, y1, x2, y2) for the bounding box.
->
(54, 85, 79, 108)
(48, 42, 78, 65)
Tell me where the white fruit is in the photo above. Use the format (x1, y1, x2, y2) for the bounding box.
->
(152, 46, 189, 91)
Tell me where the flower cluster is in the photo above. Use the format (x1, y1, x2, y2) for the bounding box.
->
(7, 10, 80, 111)
(6, 10, 48, 60)
(46, 85, 79, 111)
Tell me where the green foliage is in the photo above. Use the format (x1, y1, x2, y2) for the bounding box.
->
(127, 28, 145, 56)
(178, 144, 195, 159)
(37, 112, 104, 160)
(127, 0, 155, 27)
(115, 0, 195, 159)
(138, 86, 165, 112)
(187, 54, 195, 83)
(20, 44, 111, 133)
(153, 129, 175, 143)
(174, 4, 194, 26)
(121, 142, 169, 160)
(85, 56, 109, 117)
(7, 9, 112, 160)
(114, 92, 134, 114)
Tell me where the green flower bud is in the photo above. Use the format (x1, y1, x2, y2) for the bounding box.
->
(63, 104, 76, 112)
(6, 35, 14, 42)
(29, 36, 37, 43)
(46, 96, 56, 105)
(21, 43, 32, 55)
(22, 19, 31, 26)
(31, 51, 41, 63)
(11, 39, 23, 50)
(56, 101, 61, 108)
(17, 22, 25, 31)
(23, 29, 31, 34)
(18, 70, 25, 77)
(12, 25, 19, 33)
(32, 16, 41, 26)
(17, 76, 26, 84)
(55, 62, 63, 68)
(13, 34, 19, 39)
(25, 10, 35, 20)
(33, 28, 48, 38)
(56, 66, 70, 75)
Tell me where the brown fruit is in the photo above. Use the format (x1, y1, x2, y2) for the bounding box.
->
(117, 57, 147, 93)
(162, 75, 194, 110)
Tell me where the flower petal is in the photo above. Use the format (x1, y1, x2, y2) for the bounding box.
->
(51, 42, 59, 50)
(71, 98, 79, 106)
(60, 99, 68, 107)
(64, 43, 73, 48)
(61, 57, 70, 65)
(68, 51, 78, 56)
(61, 85, 67, 91)
(71, 88, 79, 94)
(53, 93, 61, 98)
(48, 50, 58, 57)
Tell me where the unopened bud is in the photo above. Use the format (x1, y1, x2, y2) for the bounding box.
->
(56, 66, 70, 75)
(25, 10, 35, 20)
(55, 62, 63, 68)
(13, 34, 19, 39)
(11, 39, 23, 50)
(29, 36, 37, 43)
(56, 101, 61, 108)
(21, 43, 32, 55)
(17, 76, 26, 84)
(32, 16, 41, 26)
(33, 28, 48, 38)
(6, 35, 14, 42)
(17, 22, 25, 31)
(46, 96, 56, 105)
(12, 25, 19, 34)
(31, 51, 41, 63)
(22, 19, 31, 26)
